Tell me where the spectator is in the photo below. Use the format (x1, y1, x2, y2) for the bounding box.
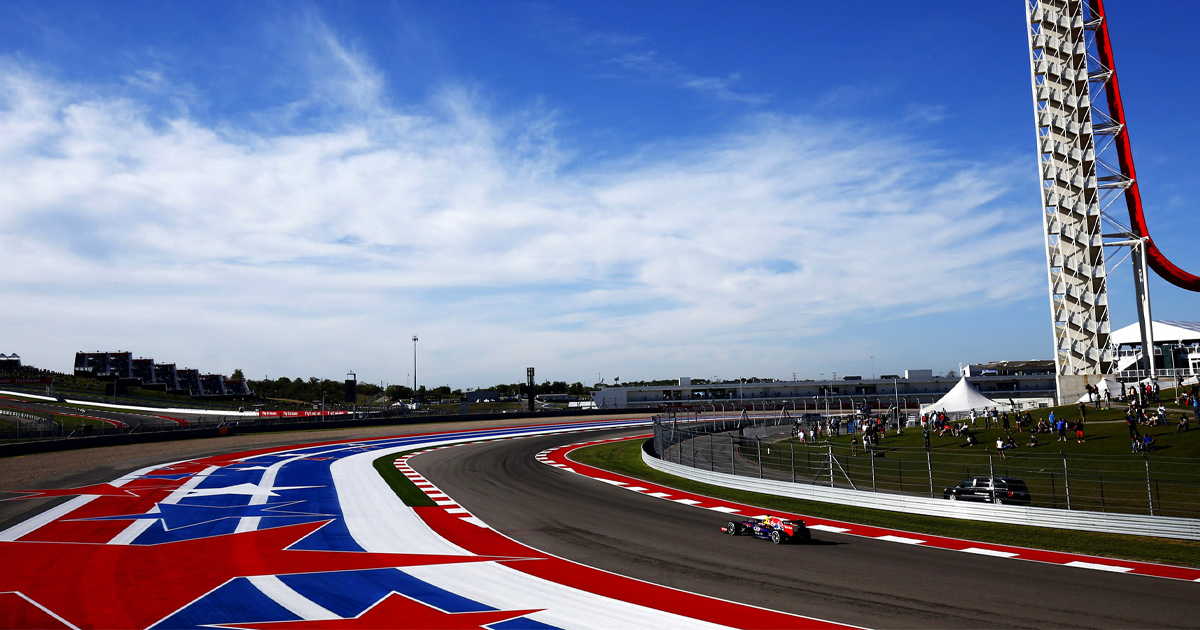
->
(1074, 419, 1085, 444)
(1027, 433, 1039, 447)
(1126, 409, 1141, 440)
(1179, 414, 1190, 433)
(996, 436, 1007, 460)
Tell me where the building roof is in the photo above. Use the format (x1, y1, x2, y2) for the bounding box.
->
(1110, 321, 1200, 346)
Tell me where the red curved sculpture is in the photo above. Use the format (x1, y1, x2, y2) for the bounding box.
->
(1091, 0, 1200, 292)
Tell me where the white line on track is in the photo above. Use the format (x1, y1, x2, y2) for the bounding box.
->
(962, 547, 1019, 558)
(1064, 561, 1133, 573)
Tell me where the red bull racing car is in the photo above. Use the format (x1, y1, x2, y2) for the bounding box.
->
(721, 515, 810, 544)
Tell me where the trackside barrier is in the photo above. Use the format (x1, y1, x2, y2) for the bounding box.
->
(641, 443, 1200, 541)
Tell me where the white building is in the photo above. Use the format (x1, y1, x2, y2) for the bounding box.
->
(591, 369, 1057, 411)
(1110, 320, 1200, 379)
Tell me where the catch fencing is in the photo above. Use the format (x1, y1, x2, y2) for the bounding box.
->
(653, 409, 1200, 522)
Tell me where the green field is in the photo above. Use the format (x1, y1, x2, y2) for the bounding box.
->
(721, 401, 1200, 518)
(572, 437, 1200, 568)
(372, 451, 438, 507)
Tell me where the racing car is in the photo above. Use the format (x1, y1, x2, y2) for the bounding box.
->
(721, 515, 810, 544)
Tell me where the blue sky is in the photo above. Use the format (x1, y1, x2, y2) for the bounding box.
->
(1, 1, 1197, 389)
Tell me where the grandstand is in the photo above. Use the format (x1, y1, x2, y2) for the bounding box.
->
(0, 353, 21, 369)
(74, 352, 110, 377)
(223, 379, 251, 396)
(152, 363, 178, 390)
(199, 374, 225, 396)
(131, 358, 154, 384)
(174, 369, 203, 396)
(71, 351, 253, 399)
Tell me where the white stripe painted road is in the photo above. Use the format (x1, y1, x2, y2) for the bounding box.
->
(961, 547, 1019, 558)
(402, 562, 735, 630)
(808, 525, 851, 533)
(873, 535, 924, 545)
(247, 575, 339, 621)
(1064, 561, 1132, 573)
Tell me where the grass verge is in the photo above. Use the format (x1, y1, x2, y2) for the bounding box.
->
(372, 451, 437, 507)
(572, 438, 1200, 568)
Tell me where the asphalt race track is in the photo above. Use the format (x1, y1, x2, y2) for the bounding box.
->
(1, 419, 1195, 629)
(414, 427, 1198, 629)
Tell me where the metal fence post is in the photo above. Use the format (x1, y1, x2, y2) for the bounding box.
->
(790, 439, 796, 484)
(1062, 452, 1071, 510)
(730, 434, 736, 476)
(827, 443, 834, 487)
(926, 448, 934, 498)
(757, 438, 763, 479)
(1145, 452, 1155, 516)
(709, 432, 715, 471)
(870, 446, 876, 492)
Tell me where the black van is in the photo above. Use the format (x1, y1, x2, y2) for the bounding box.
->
(943, 476, 1032, 505)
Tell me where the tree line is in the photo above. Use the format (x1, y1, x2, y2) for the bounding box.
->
(245, 374, 594, 404)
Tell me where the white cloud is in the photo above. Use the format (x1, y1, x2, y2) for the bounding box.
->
(0, 39, 1043, 386)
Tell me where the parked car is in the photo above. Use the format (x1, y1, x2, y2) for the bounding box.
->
(721, 515, 810, 544)
(943, 476, 1031, 505)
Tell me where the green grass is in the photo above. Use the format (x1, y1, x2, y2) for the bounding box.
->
(54, 415, 115, 429)
(731, 402, 1200, 517)
(572, 438, 1200, 568)
(372, 451, 437, 507)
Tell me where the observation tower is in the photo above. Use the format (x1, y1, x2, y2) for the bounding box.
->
(1026, 0, 1200, 402)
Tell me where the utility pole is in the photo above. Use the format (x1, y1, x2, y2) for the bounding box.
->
(412, 335, 419, 403)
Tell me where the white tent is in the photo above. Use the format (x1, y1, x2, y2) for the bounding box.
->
(1077, 377, 1123, 403)
(920, 377, 1009, 416)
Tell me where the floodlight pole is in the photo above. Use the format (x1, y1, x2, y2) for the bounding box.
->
(412, 336, 419, 403)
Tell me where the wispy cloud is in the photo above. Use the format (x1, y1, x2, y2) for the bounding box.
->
(606, 51, 770, 105)
(524, 6, 770, 105)
(0, 20, 1042, 385)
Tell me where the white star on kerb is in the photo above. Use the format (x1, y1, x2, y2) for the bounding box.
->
(180, 483, 319, 499)
(229, 466, 273, 471)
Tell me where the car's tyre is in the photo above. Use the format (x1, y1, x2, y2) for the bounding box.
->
(725, 521, 739, 535)
(770, 530, 783, 544)
(948, 494, 957, 501)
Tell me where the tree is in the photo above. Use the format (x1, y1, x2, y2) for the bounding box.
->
(231, 368, 245, 380)
(946, 370, 957, 378)
(385, 384, 414, 400)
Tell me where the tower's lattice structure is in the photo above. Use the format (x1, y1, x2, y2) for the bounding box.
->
(1026, 0, 1200, 401)
(1026, 0, 1113, 396)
